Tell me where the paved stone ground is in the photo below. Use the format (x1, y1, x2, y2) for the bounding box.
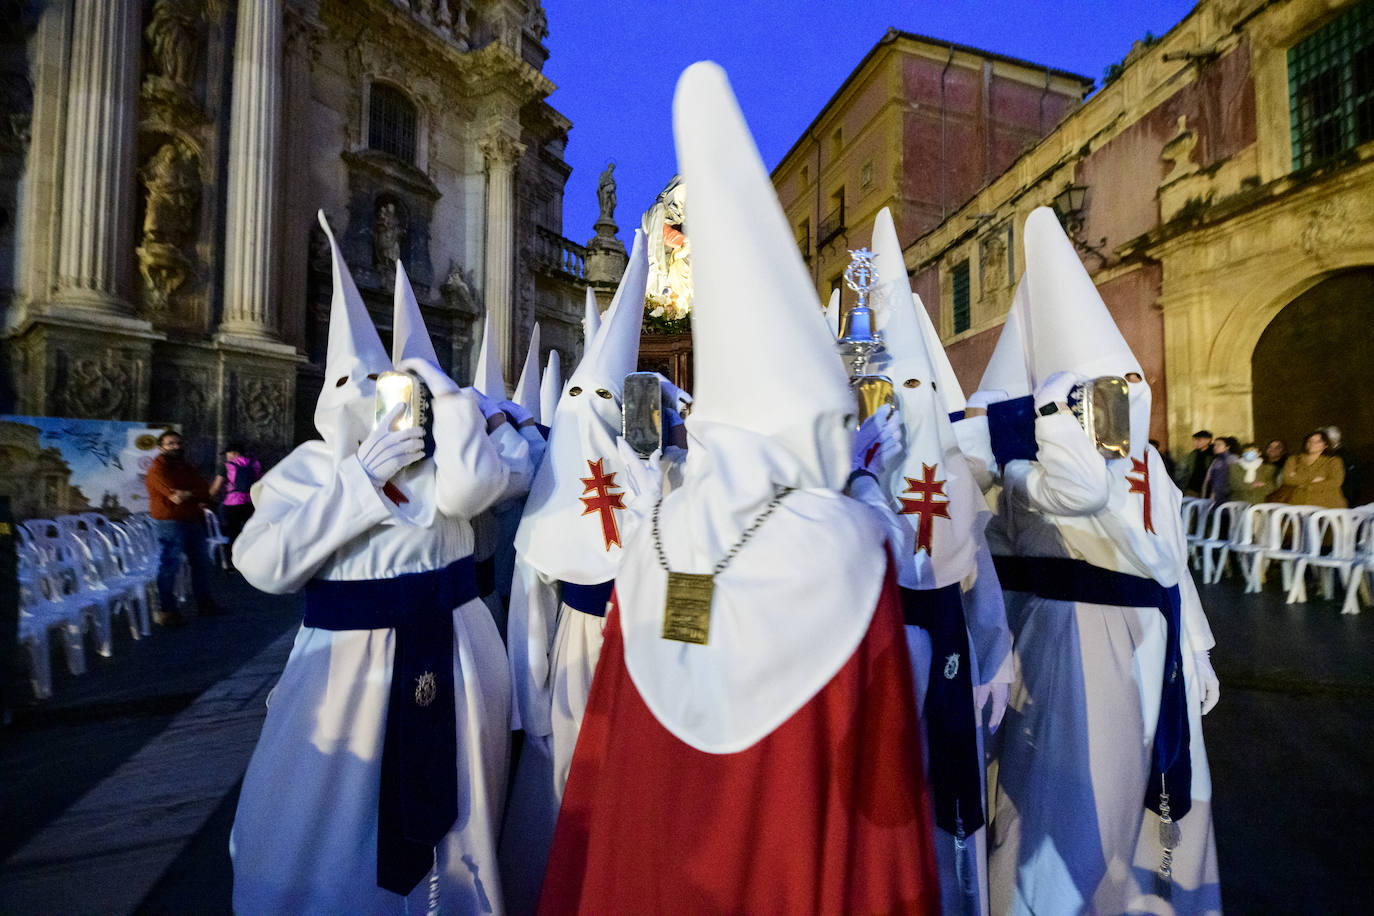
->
(1, 563, 1371, 913)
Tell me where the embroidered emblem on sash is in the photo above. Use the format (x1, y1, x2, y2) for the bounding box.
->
(414, 671, 437, 707)
(944, 652, 960, 679)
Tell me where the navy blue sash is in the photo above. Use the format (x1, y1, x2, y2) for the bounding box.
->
(535, 422, 551, 440)
(303, 556, 479, 895)
(987, 395, 1039, 467)
(992, 555, 1192, 821)
(559, 579, 614, 617)
(948, 409, 966, 423)
(475, 555, 496, 598)
(899, 584, 985, 836)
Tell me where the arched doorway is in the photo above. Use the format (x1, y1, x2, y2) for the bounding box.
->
(1251, 268, 1374, 504)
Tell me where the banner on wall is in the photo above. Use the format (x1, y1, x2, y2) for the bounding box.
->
(0, 416, 175, 522)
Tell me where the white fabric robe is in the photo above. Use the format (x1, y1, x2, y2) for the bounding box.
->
(982, 412, 1221, 916)
(230, 396, 513, 915)
(850, 472, 1011, 916)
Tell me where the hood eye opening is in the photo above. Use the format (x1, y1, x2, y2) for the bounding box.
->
(903, 378, 921, 388)
(1126, 372, 1143, 383)
(569, 386, 582, 396)
(595, 388, 613, 399)
(365, 373, 380, 381)
(335, 376, 349, 388)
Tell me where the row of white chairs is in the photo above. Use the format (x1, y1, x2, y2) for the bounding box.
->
(1182, 498, 1374, 614)
(14, 512, 179, 699)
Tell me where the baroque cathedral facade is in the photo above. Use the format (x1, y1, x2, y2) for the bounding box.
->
(0, 0, 595, 468)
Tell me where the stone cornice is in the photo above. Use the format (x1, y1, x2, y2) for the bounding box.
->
(463, 41, 556, 105)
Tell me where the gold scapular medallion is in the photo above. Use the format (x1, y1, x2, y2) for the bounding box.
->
(662, 572, 715, 645)
(652, 488, 794, 647)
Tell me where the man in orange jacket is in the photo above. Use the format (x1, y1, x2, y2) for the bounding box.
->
(144, 430, 218, 624)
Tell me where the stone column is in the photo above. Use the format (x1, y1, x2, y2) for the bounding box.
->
(53, 0, 142, 313)
(220, 0, 283, 339)
(480, 131, 525, 390)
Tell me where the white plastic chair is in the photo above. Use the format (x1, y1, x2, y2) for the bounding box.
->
(1199, 501, 1246, 584)
(58, 529, 115, 658)
(1341, 515, 1374, 615)
(107, 522, 156, 635)
(88, 527, 151, 639)
(1228, 503, 1278, 592)
(204, 507, 230, 570)
(1181, 498, 1209, 570)
(1253, 505, 1313, 597)
(16, 539, 90, 682)
(1287, 509, 1359, 604)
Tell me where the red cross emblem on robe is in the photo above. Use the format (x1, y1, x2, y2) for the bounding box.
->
(898, 463, 951, 554)
(1126, 456, 1154, 534)
(580, 457, 626, 550)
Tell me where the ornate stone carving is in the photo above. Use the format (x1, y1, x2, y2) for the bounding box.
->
(233, 375, 288, 443)
(525, 2, 548, 41)
(1300, 198, 1352, 264)
(1160, 114, 1199, 185)
(441, 261, 478, 314)
(145, 0, 202, 90)
(479, 131, 526, 168)
(60, 353, 136, 419)
(136, 142, 202, 316)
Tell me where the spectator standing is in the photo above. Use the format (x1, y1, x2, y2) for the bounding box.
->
(1325, 426, 1361, 506)
(1280, 430, 1347, 508)
(1151, 438, 1176, 481)
(1203, 436, 1238, 505)
(1172, 429, 1213, 497)
(210, 442, 261, 550)
(145, 430, 219, 624)
(1231, 442, 1277, 505)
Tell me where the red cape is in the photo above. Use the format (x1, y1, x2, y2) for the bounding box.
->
(539, 562, 939, 914)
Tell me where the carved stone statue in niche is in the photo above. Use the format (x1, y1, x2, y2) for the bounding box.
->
(137, 142, 201, 316)
(373, 200, 405, 286)
(146, 0, 201, 90)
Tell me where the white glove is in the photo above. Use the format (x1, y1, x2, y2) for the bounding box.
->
(499, 400, 534, 427)
(973, 681, 1010, 733)
(966, 388, 1008, 412)
(851, 406, 902, 477)
(397, 357, 459, 398)
(1195, 650, 1220, 715)
(463, 387, 507, 423)
(1034, 371, 1077, 411)
(356, 403, 425, 487)
(615, 438, 663, 509)
(656, 374, 693, 414)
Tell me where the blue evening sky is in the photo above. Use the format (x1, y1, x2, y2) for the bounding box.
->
(544, 1, 1199, 243)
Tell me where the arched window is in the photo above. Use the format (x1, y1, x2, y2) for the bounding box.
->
(368, 83, 418, 164)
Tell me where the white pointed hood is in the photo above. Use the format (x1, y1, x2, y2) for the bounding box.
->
(582, 285, 601, 347)
(539, 349, 561, 429)
(976, 278, 1032, 401)
(386, 259, 439, 526)
(512, 322, 542, 424)
(473, 309, 505, 398)
(1019, 206, 1175, 583)
(615, 62, 886, 755)
(911, 293, 966, 413)
(316, 210, 391, 462)
(870, 207, 980, 588)
(513, 229, 649, 583)
(824, 287, 840, 339)
(1021, 206, 1149, 450)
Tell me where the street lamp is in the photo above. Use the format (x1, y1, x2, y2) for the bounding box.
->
(1051, 183, 1108, 264)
